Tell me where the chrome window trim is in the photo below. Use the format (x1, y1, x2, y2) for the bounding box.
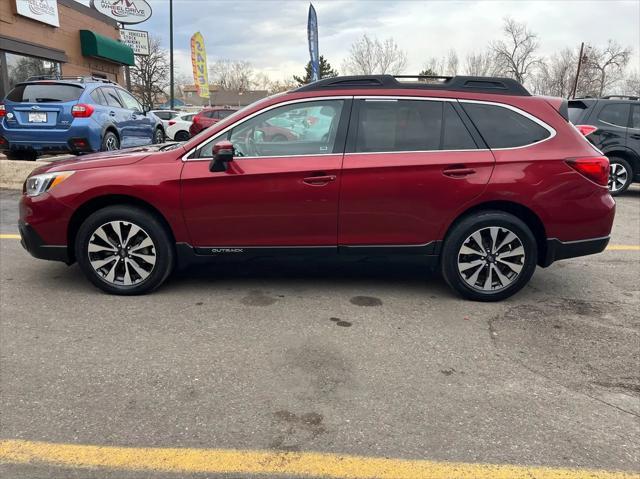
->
(181, 96, 352, 162)
(182, 95, 557, 161)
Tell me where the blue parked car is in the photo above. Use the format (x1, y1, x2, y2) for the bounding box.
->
(0, 76, 165, 161)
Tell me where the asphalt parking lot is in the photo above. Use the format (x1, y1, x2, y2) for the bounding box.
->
(0, 186, 638, 478)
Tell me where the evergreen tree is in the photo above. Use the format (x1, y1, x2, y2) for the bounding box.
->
(293, 56, 338, 85)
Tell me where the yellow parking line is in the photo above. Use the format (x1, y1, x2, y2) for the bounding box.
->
(0, 440, 637, 479)
(0, 234, 20, 239)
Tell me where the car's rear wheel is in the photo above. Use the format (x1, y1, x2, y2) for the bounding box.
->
(441, 211, 537, 301)
(75, 205, 174, 295)
(174, 130, 190, 141)
(607, 156, 633, 196)
(153, 128, 165, 144)
(101, 131, 119, 151)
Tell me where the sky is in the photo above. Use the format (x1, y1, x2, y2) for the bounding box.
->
(75, 0, 640, 82)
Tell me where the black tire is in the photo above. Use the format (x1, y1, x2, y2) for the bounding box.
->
(441, 211, 537, 302)
(174, 130, 190, 141)
(101, 131, 120, 151)
(607, 156, 633, 196)
(153, 127, 165, 144)
(6, 150, 37, 161)
(75, 205, 175, 295)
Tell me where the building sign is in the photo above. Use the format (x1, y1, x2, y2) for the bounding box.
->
(15, 0, 60, 27)
(120, 29, 149, 56)
(190, 32, 210, 99)
(90, 0, 152, 25)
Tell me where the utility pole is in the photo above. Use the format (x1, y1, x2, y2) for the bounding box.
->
(571, 42, 585, 99)
(169, 0, 174, 109)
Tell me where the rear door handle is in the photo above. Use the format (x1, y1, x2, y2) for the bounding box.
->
(109, 111, 116, 117)
(443, 167, 476, 178)
(303, 174, 336, 186)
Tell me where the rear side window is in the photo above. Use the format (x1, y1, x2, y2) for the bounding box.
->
(203, 110, 218, 119)
(219, 110, 235, 119)
(90, 88, 107, 106)
(154, 111, 174, 120)
(355, 99, 443, 152)
(462, 103, 551, 148)
(597, 104, 630, 128)
(102, 87, 124, 108)
(632, 105, 640, 129)
(6, 83, 83, 103)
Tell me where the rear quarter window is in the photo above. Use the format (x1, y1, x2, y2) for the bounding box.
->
(597, 103, 630, 128)
(6, 83, 84, 103)
(462, 103, 551, 148)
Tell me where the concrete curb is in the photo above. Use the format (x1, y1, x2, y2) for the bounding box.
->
(0, 159, 49, 190)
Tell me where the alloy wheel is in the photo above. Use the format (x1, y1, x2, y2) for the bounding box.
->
(87, 221, 156, 286)
(457, 226, 525, 292)
(154, 129, 164, 144)
(608, 163, 629, 193)
(104, 136, 118, 151)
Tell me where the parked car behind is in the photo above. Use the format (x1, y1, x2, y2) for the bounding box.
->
(149, 109, 179, 130)
(569, 96, 640, 195)
(189, 107, 237, 136)
(166, 112, 195, 141)
(18, 75, 615, 301)
(0, 76, 165, 161)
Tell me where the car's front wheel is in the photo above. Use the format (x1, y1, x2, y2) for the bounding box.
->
(608, 156, 633, 196)
(441, 211, 537, 301)
(153, 128, 165, 144)
(75, 206, 174, 295)
(174, 130, 190, 141)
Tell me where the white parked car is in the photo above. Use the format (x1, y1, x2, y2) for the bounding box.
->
(166, 112, 195, 141)
(150, 110, 179, 130)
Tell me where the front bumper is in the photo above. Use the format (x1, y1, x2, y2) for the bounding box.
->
(19, 221, 70, 263)
(541, 236, 610, 267)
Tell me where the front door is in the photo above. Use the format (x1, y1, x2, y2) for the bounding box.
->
(180, 98, 350, 249)
(338, 98, 495, 249)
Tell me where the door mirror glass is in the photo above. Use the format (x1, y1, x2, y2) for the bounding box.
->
(209, 140, 235, 172)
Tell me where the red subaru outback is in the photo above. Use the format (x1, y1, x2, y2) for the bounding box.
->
(189, 107, 238, 136)
(19, 75, 615, 301)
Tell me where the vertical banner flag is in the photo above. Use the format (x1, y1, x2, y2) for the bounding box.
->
(191, 32, 210, 99)
(307, 4, 319, 82)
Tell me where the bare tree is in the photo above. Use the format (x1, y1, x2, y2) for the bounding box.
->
(423, 50, 459, 76)
(342, 34, 407, 75)
(209, 59, 255, 91)
(465, 50, 501, 76)
(531, 48, 576, 97)
(580, 40, 632, 96)
(622, 70, 640, 97)
(130, 37, 169, 109)
(490, 17, 540, 84)
(267, 78, 298, 94)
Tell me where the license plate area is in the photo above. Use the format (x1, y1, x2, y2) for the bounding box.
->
(28, 112, 47, 123)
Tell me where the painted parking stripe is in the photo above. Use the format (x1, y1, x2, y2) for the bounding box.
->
(0, 234, 638, 251)
(0, 440, 637, 479)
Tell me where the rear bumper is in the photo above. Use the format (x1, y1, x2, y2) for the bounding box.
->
(0, 121, 101, 154)
(541, 236, 610, 267)
(19, 221, 70, 263)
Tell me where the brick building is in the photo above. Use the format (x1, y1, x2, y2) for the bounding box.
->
(0, 0, 134, 98)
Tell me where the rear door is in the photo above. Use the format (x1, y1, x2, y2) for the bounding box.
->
(117, 89, 153, 145)
(101, 87, 133, 147)
(180, 98, 350, 248)
(628, 105, 640, 179)
(3, 82, 83, 131)
(591, 102, 630, 152)
(338, 98, 494, 250)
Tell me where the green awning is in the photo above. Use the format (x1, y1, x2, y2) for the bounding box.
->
(80, 30, 134, 66)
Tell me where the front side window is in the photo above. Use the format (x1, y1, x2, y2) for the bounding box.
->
(117, 90, 142, 111)
(199, 100, 344, 158)
(598, 103, 630, 128)
(355, 99, 443, 152)
(462, 103, 551, 148)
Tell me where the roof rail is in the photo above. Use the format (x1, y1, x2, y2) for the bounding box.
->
(601, 95, 639, 101)
(24, 75, 118, 85)
(293, 74, 531, 96)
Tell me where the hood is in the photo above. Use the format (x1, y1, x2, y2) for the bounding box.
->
(30, 143, 183, 176)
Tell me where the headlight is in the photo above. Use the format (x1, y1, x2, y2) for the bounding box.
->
(25, 171, 75, 197)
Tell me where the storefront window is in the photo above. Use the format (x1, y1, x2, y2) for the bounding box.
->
(5, 52, 61, 90)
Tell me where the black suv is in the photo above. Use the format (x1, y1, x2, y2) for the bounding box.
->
(568, 96, 640, 195)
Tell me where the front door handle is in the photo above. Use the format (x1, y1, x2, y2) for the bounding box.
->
(443, 167, 476, 178)
(303, 174, 336, 186)
(109, 111, 116, 117)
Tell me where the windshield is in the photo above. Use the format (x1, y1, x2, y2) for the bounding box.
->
(6, 83, 84, 103)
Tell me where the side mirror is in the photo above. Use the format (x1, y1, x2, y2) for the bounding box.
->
(209, 140, 235, 172)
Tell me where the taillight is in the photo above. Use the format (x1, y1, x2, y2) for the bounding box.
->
(575, 124, 597, 136)
(168, 120, 176, 126)
(71, 103, 94, 118)
(566, 157, 610, 187)
(0, 104, 5, 117)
